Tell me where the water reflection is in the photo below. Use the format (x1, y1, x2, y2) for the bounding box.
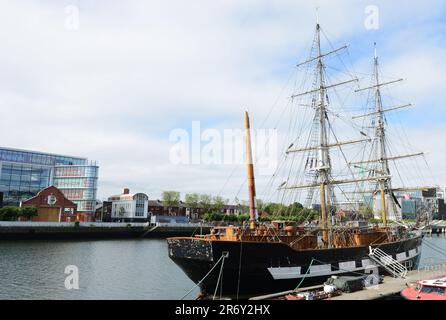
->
(0, 239, 198, 300)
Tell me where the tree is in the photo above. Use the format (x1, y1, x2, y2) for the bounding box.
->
(256, 199, 265, 213)
(212, 196, 228, 213)
(118, 206, 126, 219)
(287, 202, 304, 216)
(162, 191, 180, 215)
(299, 208, 318, 222)
(185, 193, 200, 217)
(237, 214, 250, 222)
(0, 206, 20, 221)
(199, 194, 213, 214)
(359, 205, 374, 219)
(369, 218, 382, 225)
(19, 206, 38, 221)
(264, 203, 287, 216)
(235, 198, 249, 215)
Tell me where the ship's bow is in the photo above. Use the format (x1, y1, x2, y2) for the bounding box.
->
(167, 237, 215, 291)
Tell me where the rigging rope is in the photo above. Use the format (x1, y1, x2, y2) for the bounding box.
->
(422, 238, 446, 257)
(180, 254, 226, 300)
(236, 240, 243, 300)
(213, 254, 227, 300)
(294, 258, 315, 290)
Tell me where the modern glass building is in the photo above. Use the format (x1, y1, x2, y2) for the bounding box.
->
(0, 147, 98, 217)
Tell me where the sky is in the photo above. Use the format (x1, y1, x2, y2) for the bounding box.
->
(0, 0, 445, 202)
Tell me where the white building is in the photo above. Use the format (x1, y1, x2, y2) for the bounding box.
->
(109, 188, 149, 222)
(436, 187, 446, 199)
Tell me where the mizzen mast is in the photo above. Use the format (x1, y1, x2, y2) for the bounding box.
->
(244, 111, 258, 230)
(373, 44, 390, 226)
(353, 44, 419, 226)
(352, 43, 425, 225)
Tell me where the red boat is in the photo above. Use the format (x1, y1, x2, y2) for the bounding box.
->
(401, 276, 446, 300)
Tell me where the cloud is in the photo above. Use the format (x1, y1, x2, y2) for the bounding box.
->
(0, 0, 444, 202)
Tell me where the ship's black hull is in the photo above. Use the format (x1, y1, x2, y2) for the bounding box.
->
(168, 233, 422, 298)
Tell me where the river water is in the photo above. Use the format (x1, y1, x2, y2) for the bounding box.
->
(0, 235, 445, 300)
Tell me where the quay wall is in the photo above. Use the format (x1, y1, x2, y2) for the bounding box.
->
(0, 221, 212, 240)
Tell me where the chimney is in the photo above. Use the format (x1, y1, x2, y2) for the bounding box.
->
(123, 188, 130, 195)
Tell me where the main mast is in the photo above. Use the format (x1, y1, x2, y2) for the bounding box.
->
(284, 21, 359, 247)
(315, 23, 331, 245)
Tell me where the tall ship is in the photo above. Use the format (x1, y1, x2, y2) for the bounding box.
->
(167, 20, 431, 298)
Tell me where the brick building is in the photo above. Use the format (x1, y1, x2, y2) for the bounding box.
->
(21, 186, 78, 222)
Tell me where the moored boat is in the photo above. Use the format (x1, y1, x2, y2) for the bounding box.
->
(168, 18, 432, 299)
(401, 276, 446, 300)
(168, 224, 422, 297)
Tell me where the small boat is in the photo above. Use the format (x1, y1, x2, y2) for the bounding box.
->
(401, 276, 446, 300)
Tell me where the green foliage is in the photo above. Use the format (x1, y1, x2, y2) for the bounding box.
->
(234, 197, 249, 215)
(359, 205, 374, 218)
(259, 215, 272, 222)
(264, 203, 287, 215)
(236, 214, 250, 222)
(185, 193, 200, 209)
(74, 221, 80, 227)
(199, 194, 213, 213)
(0, 206, 38, 221)
(256, 199, 265, 212)
(369, 218, 382, 224)
(202, 213, 250, 223)
(162, 191, 181, 208)
(202, 201, 318, 224)
(287, 202, 304, 216)
(212, 196, 228, 213)
(0, 206, 20, 221)
(20, 206, 38, 220)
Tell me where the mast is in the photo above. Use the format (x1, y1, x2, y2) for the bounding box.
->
(316, 22, 331, 246)
(351, 46, 424, 223)
(244, 111, 258, 230)
(373, 44, 389, 227)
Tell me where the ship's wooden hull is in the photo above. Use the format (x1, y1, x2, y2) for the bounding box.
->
(167, 233, 422, 298)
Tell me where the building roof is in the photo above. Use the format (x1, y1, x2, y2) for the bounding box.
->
(107, 190, 148, 201)
(22, 185, 77, 208)
(0, 146, 86, 161)
(148, 200, 164, 207)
